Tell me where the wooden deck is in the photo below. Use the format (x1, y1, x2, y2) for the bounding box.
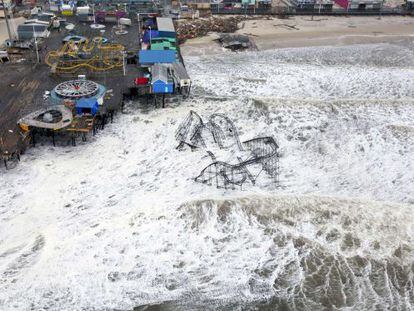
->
(0, 16, 145, 157)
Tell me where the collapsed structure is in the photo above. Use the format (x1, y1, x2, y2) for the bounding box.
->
(175, 111, 280, 189)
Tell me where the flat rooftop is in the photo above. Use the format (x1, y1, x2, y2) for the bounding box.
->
(156, 17, 175, 32)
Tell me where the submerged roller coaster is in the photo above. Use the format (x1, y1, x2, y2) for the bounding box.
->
(176, 110, 280, 189)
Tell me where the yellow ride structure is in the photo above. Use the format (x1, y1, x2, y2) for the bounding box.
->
(45, 37, 126, 73)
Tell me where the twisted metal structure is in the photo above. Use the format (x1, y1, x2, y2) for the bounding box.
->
(243, 137, 279, 179)
(208, 113, 243, 150)
(176, 110, 280, 189)
(175, 110, 206, 150)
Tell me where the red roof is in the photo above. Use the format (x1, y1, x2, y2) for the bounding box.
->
(134, 77, 149, 85)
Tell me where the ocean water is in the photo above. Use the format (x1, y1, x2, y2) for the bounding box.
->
(0, 42, 413, 310)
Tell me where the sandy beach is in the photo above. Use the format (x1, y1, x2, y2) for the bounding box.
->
(0, 17, 25, 45)
(181, 16, 414, 55)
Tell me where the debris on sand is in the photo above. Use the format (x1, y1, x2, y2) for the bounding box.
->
(214, 33, 257, 51)
(176, 17, 246, 43)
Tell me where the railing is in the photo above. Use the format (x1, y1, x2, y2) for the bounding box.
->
(210, 4, 407, 15)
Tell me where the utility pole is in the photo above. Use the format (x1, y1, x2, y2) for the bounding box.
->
(137, 13, 140, 33)
(379, 0, 384, 19)
(137, 13, 141, 48)
(122, 51, 126, 76)
(92, 4, 96, 24)
(33, 24, 40, 63)
(1, 0, 12, 41)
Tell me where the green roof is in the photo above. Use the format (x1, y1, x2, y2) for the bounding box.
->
(151, 42, 177, 50)
(151, 37, 176, 44)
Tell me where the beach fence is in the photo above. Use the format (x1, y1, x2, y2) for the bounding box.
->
(210, 0, 404, 15)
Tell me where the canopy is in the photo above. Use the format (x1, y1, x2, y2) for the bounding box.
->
(76, 98, 99, 116)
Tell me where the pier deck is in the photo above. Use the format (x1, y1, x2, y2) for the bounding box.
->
(0, 16, 146, 157)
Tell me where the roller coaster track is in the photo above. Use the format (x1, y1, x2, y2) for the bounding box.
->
(195, 137, 279, 187)
(45, 37, 125, 73)
(176, 111, 280, 188)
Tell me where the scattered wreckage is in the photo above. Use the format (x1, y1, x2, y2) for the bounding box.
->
(214, 33, 257, 51)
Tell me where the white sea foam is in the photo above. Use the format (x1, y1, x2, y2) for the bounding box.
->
(0, 43, 413, 310)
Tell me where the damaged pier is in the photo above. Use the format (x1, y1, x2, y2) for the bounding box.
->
(0, 6, 191, 168)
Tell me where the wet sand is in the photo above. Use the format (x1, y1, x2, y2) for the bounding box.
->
(181, 16, 414, 55)
(0, 17, 26, 45)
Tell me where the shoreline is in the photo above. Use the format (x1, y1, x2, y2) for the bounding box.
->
(181, 15, 414, 55)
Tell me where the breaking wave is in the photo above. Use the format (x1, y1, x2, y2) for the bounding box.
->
(135, 195, 414, 310)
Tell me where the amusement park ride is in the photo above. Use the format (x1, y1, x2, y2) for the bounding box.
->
(15, 78, 108, 154)
(176, 111, 280, 189)
(1, 9, 190, 169)
(45, 36, 125, 73)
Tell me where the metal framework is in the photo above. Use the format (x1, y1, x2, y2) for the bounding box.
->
(176, 110, 280, 189)
(54, 80, 99, 99)
(45, 37, 125, 74)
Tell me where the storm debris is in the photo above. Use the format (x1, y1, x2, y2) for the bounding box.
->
(176, 17, 246, 43)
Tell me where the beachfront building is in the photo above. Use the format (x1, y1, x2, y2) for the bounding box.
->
(210, 0, 273, 14)
(151, 64, 174, 94)
(295, 0, 315, 10)
(139, 50, 177, 65)
(405, 0, 414, 10)
(0, 0, 15, 18)
(88, 0, 161, 14)
(156, 17, 176, 38)
(281, 0, 383, 12)
(347, 0, 382, 10)
(16, 23, 50, 40)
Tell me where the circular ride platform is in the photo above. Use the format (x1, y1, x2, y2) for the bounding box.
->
(54, 80, 100, 99)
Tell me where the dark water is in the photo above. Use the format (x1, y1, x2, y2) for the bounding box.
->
(134, 196, 414, 311)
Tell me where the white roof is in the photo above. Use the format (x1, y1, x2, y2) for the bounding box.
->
(25, 19, 50, 25)
(151, 64, 169, 83)
(156, 17, 175, 33)
(19, 23, 49, 29)
(18, 105, 73, 130)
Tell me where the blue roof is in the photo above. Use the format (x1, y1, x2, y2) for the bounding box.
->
(139, 50, 176, 64)
(142, 30, 159, 43)
(76, 98, 99, 116)
(144, 19, 156, 27)
(76, 98, 98, 108)
(153, 81, 173, 94)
